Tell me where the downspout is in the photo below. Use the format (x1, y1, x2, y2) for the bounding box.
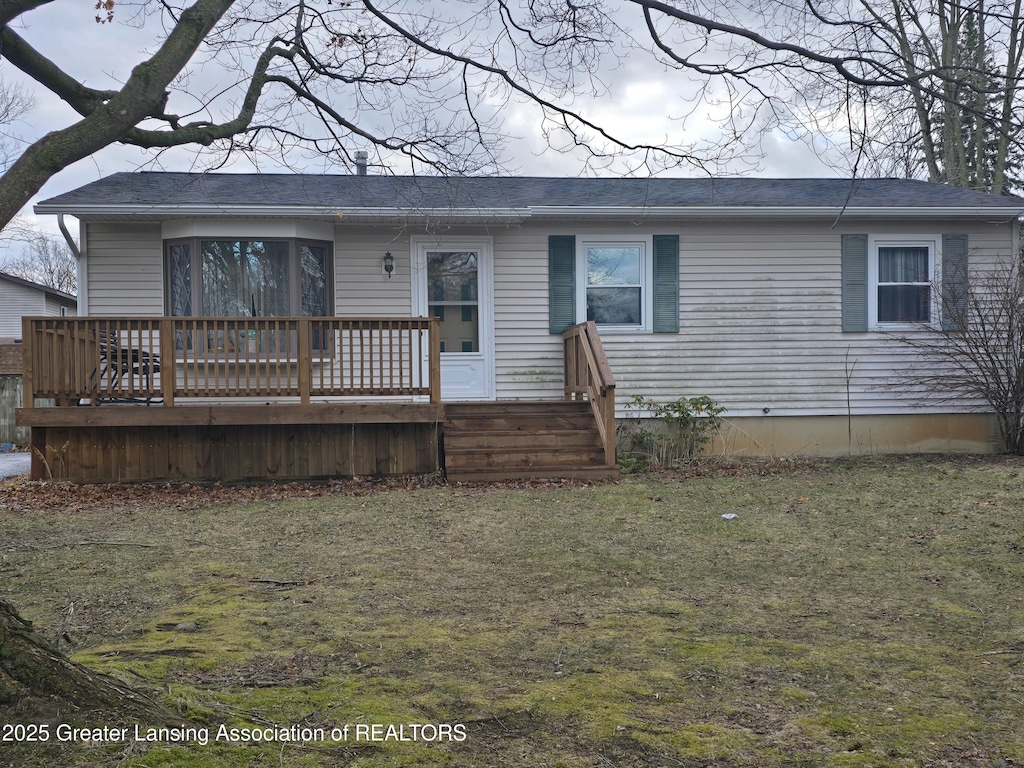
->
(57, 214, 80, 258)
(57, 214, 85, 314)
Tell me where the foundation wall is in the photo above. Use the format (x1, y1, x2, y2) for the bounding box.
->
(707, 413, 999, 458)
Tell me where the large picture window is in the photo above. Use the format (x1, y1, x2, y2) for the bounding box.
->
(166, 239, 330, 317)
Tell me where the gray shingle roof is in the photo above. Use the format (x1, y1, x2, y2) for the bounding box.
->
(0, 270, 76, 302)
(34, 172, 1024, 215)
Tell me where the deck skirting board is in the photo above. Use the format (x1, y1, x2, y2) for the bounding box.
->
(21, 400, 619, 483)
(28, 422, 440, 482)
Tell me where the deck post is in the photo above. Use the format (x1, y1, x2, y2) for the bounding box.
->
(21, 316, 34, 411)
(564, 328, 578, 400)
(429, 317, 441, 404)
(602, 386, 616, 466)
(298, 319, 312, 405)
(160, 317, 175, 407)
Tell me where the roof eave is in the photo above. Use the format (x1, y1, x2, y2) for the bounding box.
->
(33, 203, 1024, 219)
(0, 270, 77, 301)
(528, 205, 1024, 218)
(32, 204, 532, 220)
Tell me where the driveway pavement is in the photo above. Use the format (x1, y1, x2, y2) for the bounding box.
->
(0, 451, 31, 479)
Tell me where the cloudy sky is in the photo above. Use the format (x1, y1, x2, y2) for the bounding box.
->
(3, 1, 840, 243)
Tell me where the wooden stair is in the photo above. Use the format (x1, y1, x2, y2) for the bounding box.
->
(443, 401, 621, 483)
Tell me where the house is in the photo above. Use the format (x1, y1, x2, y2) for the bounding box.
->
(18, 173, 1024, 483)
(0, 271, 76, 445)
(0, 270, 77, 339)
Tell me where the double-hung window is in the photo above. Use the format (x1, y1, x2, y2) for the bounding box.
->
(583, 243, 645, 327)
(876, 244, 932, 323)
(843, 233, 968, 333)
(576, 238, 652, 331)
(166, 238, 331, 318)
(868, 237, 937, 328)
(549, 234, 679, 334)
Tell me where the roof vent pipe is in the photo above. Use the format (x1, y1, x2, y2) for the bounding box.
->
(354, 151, 368, 176)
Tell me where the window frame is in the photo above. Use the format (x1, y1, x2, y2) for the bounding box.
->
(867, 235, 941, 330)
(576, 236, 653, 332)
(163, 237, 334, 318)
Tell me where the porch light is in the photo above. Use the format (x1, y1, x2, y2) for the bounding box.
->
(383, 251, 394, 278)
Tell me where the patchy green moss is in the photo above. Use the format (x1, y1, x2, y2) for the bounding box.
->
(648, 722, 763, 760)
(72, 587, 275, 681)
(3, 456, 1024, 766)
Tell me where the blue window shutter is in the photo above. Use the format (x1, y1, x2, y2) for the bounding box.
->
(549, 235, 576, 333)
(652, 235, 680, 333)
(841, 234, 869, 332)
(941, 234, 969, 332)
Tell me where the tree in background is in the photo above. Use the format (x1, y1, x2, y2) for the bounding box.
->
(0, 0, 716, 234)
(0, 0, 1023, 242)
(0, 233, 77, 294)
(868, 0, 1024, 194)
(626, 0, 1024, 194)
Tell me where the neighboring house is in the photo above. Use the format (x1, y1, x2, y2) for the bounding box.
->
(18, 173, 1024, 482)
(0, 270, 77, 339)
(0, 272, 76, 445)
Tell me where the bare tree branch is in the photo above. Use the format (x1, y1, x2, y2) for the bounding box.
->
(0, 0, 235, 227)
(892, 257, 1024, 453)
(1, 0, 1023, 238)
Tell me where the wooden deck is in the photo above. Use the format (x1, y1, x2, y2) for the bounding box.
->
(16, 317, 618, 483)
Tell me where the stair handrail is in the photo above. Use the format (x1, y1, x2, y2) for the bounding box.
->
(562, 321, 616, 466)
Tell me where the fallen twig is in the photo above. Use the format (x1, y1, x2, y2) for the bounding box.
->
(78, 540, 159, 548)
(979, 649, 1023, 656)
(249, 577, 320, 587)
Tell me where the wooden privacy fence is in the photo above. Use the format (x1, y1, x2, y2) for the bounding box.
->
(22, 316, 442, 407)
(563, 321, 616, 465)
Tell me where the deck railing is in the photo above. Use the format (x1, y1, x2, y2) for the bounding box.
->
(21, 316, 442, 407)
(563, 321, 616, 465)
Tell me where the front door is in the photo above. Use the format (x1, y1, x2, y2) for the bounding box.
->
(412, 237, 494, 400)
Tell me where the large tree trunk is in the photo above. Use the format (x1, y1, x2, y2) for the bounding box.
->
(0, 600, 178, 723)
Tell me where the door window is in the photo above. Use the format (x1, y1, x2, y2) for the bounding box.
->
(427, 251, 479, 353)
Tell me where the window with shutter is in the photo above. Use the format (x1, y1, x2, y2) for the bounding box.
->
(841, 233, 966, 331)
(549, 234, 679, 333)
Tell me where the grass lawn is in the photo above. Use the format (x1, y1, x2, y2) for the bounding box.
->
(1, 455, 1023, 767)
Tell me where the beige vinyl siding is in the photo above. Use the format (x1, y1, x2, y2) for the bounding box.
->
(487, 217, 1017, 417)
(85, 222, 163, 315)
(72, 213, 1017, 419)
(492, 228, 564, 399)
(330, 224, 565, 399)
(657, 220, 845, 415)
(43, 295, 76, 316)
(333, 226, 413, 316)
(0, 278, 45, 337)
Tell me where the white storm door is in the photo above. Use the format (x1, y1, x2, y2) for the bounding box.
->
(412, 237, 494, 401)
